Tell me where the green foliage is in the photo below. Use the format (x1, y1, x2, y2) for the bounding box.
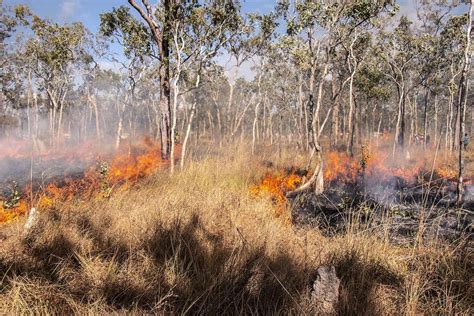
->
(286, 0, 397, 36)
(356, 64, 391, 101)
(440, 13, 469, 59)
(346, 1, 398, 22)
(4, 181, 20, 209)
(0, 0, 16, 43)
(15, 5, 91, 75)
(100, 6, 152, 60)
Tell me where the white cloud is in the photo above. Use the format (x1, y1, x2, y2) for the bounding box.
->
(60, 0, 77, 19)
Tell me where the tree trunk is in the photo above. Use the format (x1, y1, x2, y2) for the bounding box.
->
(297, 74, 306, 149)
(347, 65, 356, 150)
(434, 94, 438, 146)
(128, 0, 172, 159)
(252, 59, 265, 154)
(399, 90, 406, 148)
(170, 26, 184, 174)
(227, 59, 238, 138)
(159, 60, 171, 159)
(457, 1, 472, 205)
(423, 89, 429, 149)
(349, 92, 357, 157)
(393, 82, 405, 155)
(447, 87, 455, 150)
(170, 74, 179, 174)
(180, 102, 196, 170)
(454, 92, 461, 150)
(88, 88, 101, 142)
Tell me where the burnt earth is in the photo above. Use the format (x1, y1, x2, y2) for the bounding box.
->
(290, 178, 474, 246)
(0, 157, 92, 197)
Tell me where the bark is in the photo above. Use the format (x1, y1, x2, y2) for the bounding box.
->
(128, 0, 172, 160)
(252, 59, 265, 154)
(231, 95, 253, 137)
(226, 59, 238, 137)
(454, 92, 461, 150)
(447, 85, 455, 150)
(408, 94, 414, 145)
(423, 89, 429, 149)
(116, 101, 125, 149)
(289, 54, 329, 197)
(347, 60, 356, 148)
(180, 102, 196, 170)
(399, 91, 406, 148)
(297, 74, 306, 149)
(457, 1, 472, 205)
(88, 88, 101, 142)
(393, 82, 406, 155)
(434, 94, 438, 146)
(349, 92, 357, 157)
(170, 24, 184, 174)
(331, 97, 339, 148)
(346, 34, 359, 149)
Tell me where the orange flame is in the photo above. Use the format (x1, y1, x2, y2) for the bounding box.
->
(0, 138, 181, 224)
(250, 171, 302, 219)
(251, 145, 470, 220)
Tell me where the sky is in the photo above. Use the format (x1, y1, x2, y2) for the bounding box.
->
(3, 0, 469, 80)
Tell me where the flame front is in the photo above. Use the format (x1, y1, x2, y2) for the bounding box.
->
(0, 138, 181, 224)
(251, 145, 470, 221)
(250, 171, 303, 219)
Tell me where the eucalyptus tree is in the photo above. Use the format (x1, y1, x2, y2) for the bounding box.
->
(14, 5, 92, 144)
(378, 15, 418, 153)
(0, 0, 17, 108)
(354, 54, 391, 146)
(415, 0, 456, 149)
(344, 32, 372, 156)
(263, 40, 302, 148)
(101, 1, 177, 159)
(167, 0, 243, 172)
(100, 6, 156, 148)
(224, 11, 276, 140)
(456, 0, 472, 205)
(101, 1, 243, 161)
(438, 11, 470, 151)
(85, 68, 123, 141)
(281, 0, 397, 196)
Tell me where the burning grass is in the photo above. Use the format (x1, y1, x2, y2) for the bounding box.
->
(0, 138, 181, 224)
(0, 144, 472, 314)
(250, 169, 303, 220)
(250, 145, 471, 211)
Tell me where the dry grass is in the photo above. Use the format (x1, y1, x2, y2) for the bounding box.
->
(0, 144, 472, 315)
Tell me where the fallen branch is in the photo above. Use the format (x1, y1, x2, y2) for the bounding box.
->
(286, 161, 322, 198)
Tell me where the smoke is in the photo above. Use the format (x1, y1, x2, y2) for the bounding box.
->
(0, 92, 154, 200)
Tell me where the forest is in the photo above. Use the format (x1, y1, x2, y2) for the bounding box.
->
(0, 0, 473, 314)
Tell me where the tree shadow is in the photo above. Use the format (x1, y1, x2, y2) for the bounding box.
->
(1, 211, 311, 314)
(331, 249, 402, 315)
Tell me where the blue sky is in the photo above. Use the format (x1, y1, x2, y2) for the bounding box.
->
(3, 0, 276, 34)
(4, 0, 468, 30)
(4, 0, 469, 80)
(3, 0, 278, 76)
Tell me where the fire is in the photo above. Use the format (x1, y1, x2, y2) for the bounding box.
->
(251, 145, 470, 220)
(250, 170, 303, 219)
(0, 138, 181, 224)
(324, 151, 359, 183)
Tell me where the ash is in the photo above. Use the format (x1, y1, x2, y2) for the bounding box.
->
(290, 175, 473, 246)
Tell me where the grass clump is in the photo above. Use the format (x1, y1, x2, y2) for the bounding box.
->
(0, 146, 472, 314)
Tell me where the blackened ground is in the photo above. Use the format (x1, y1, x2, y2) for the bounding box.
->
(290, 178, 474, 245)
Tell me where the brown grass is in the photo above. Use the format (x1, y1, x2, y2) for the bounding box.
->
(0, 144, 472, 315)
